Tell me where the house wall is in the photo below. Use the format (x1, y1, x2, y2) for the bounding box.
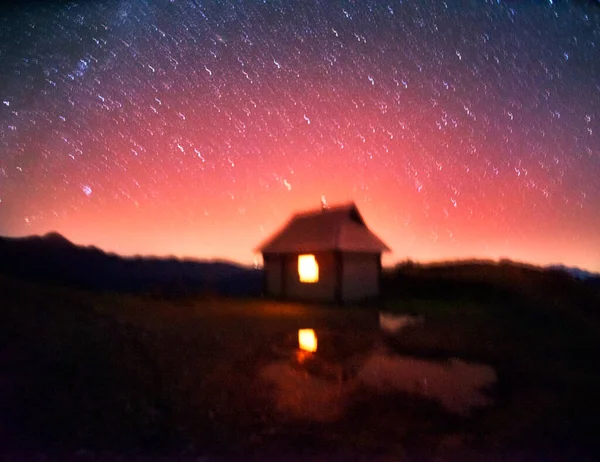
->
(263, 254, 283, 297)
(283, 251, 337, 302)
(341, 253, 381, 302)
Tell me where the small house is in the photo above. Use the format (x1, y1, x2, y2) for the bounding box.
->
(256, 202, 390, 303)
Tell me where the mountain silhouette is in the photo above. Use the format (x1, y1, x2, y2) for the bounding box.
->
(43, 231, 74, 244)
(0, 232, 263, 297)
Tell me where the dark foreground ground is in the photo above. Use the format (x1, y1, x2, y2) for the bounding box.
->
(1, 270, 600, 461)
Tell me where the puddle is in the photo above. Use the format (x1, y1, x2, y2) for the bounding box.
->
(260, 360, 346, 422)
(260, 348, 496, 421)
(357, 351, 496, 415)
(379, 312, 424, 334)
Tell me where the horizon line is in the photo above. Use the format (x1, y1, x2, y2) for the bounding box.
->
(2, 231, 598, 277)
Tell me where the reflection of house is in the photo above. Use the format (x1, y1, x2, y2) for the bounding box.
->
(256, 202, 390, 303)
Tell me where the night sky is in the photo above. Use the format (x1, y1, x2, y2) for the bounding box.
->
(0, 0, 599, 272)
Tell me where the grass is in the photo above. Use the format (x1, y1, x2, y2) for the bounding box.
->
(380, 286, 600, 457)
(1, 273, 599, 460)
(0, 276, 379, 454)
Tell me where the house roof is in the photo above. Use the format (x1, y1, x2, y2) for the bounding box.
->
(256, 202, 391, 254)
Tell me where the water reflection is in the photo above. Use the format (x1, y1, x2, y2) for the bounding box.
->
(260, 338, 496, 421)
(358, 351, 496, 415)
(379, 312, 424, 334)
(298, 328, 318, 352)
(261, 360, 346, 422)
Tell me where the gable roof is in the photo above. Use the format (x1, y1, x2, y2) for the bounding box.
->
(256, 202, 391, 254)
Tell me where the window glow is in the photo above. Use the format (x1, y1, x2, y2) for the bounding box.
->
(298, 254, 319, 283)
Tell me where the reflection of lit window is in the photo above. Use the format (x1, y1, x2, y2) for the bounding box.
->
(298, 329, 317, 352)
(298, 254, 319, 283)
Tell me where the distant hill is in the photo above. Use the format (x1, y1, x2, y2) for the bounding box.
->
(2, 232, 598, 306)
(383, 259, 600, 323)
(548, 264, 599, 281)
(0, 233, 263, 298)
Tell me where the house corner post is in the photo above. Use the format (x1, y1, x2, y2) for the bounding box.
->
(334, 250, 343, 304)
(261, 254, 267, 296)
(280, 253, 287, 299)
(377, 253, 383, 301)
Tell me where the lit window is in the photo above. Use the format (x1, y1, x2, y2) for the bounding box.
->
(298, 254, 319, 283)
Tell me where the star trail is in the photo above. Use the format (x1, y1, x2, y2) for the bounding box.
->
(0, 0, 599, 271)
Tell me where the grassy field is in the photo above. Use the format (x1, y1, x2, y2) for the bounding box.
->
(1, 272, 599, 460)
